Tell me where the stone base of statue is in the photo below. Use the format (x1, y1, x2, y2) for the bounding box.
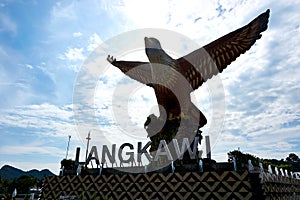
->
(144, 114, 203, 165)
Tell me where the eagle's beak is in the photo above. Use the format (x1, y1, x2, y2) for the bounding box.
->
(144, 37, 161, 49)
(144, 37, 150, 45)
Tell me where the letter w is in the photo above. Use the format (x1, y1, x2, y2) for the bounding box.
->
(172, 137, 199, 160)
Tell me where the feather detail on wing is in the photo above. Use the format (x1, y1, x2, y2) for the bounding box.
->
(108, 57, 153, 85)
(175, 9, 270, 90)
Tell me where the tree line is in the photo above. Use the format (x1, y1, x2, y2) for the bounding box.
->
(0, 175, 43, 200)
(228, 151, 300, 172)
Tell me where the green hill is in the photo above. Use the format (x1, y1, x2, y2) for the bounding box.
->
(0, 165, 55, 180)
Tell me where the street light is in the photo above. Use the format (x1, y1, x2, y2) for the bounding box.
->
(65, 135, 71, 159)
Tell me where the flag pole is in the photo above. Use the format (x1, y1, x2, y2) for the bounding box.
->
(85, 131, 91, 164)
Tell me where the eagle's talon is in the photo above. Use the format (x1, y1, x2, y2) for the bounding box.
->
(107, 55, 116, 63)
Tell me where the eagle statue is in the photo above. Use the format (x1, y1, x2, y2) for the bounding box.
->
(107, 9, 270, 153)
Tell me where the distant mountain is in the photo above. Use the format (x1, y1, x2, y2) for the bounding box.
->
(0, 165, 55, 180)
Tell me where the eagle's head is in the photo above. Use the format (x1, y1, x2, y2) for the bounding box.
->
(145, 37, 172, 64)
(144, 37, 162, 49)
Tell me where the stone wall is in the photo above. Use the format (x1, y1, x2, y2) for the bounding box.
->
(40, 170, 300, 200)
(260, 172, 300, 200)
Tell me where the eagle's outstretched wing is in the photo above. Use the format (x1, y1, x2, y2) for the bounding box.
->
(176, 9, 270, 90)
(107, 55, 153, 85)
(108, 56, 183, 90)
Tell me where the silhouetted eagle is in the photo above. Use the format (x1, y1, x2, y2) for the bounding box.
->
(107, 9, 270, 129)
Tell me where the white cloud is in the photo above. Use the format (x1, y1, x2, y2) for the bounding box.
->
(0, 145, 63, 156)
(63, 47, 85, 61)
(0, 13, 17, 35)
(24, 64, 33, 69)
(0, 46, 8, 57)
(87, 33, 102, 52)
(51, 1, 77, 22)
(115, 0, 170, 28)
(73, 32, 83, 37)
(0, 103, 76, 138)
(94, 76, 157, 140)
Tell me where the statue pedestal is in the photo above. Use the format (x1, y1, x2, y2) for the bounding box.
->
(144, 114, 203, 165)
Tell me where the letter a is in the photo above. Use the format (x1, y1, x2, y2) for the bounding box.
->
(86, 146, 100, 165)
(154, 140, 173, 161)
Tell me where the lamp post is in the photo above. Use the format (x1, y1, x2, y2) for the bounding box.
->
(65, 135, 71, 159)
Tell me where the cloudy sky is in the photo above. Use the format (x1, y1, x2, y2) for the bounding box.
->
(0, 0, 299, 174)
